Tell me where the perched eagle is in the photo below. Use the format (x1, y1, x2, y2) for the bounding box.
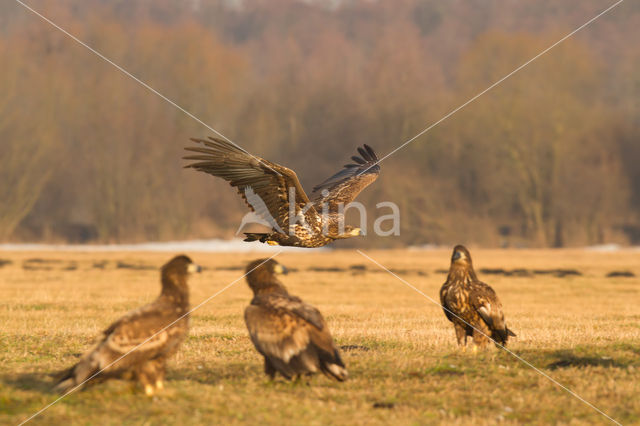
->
(183, 136, 380, 247)
(54, 255, 201, 395)
(439, 245, 516, 349)
(243, 259, 348, 381)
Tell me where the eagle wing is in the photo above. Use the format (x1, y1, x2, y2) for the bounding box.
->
(310, 144, 380, 209)
(262, 294, 325, 330)
(244, 293, 346, 380)
(244, 303, 313, 366)
(469, 281, 515, 344)
(54, 302, 185, 393)
(101, 302, 185, 356)
(184, 136, 314, 232)
(439, 284, 456, 323)
(244, 294, 327, 363)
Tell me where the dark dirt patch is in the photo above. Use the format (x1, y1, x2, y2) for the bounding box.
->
(63, 262, 78, 271)
(372, 401, 395, 409)
(307, 266, 344, 273)
(22, 258, 79, 271)
(388, 268, 427, 276)
(606, 270, 635, 278)
(477, 268, 582, 278)
(533, 268, 582, 278)
(349, 264, 367, 275)
(115, 261, 155, 271)
(92, 260, 108, 269)
(339, 345, 371, 352)
(214, 265, 244, 271)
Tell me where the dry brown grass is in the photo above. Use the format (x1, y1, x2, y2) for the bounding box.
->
(1, 249, 639, 425)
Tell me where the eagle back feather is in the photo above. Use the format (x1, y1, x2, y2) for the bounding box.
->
(244, 292, 346, 380)
(103, 303, 187, 354)
(55, 298, 188, 393)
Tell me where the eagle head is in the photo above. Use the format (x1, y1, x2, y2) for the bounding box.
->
(163, 255, 201, 275)
(451, 245, 472, 265)
(332, 226, 363, 239)
(347, 226, 363, 237)
(245, 258, 290, 294)
(246, 258, 288, 276)
(161, 255, 201, 291)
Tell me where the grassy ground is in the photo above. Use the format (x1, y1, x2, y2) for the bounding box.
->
(0, 248, 639, 425)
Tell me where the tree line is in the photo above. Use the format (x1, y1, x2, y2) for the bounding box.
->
(1, 0, 638, 247)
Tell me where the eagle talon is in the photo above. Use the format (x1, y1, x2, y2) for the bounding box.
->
(144, 384, 154, 396)
(267, 241, 280, 246)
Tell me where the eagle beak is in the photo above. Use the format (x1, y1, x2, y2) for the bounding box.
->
(452, 251, 462, 261)
(188, 263, 202, 273)
(274, 264, 289, 275)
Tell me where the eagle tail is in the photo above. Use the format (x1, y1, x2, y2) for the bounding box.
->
(492, 329, 508, 346)
(53, 357, 100, 393)
(320, 349, 349, 381)
(477, 305, 515, 347)
(243, 233, 270, 243)
(491, 326, 516, 347)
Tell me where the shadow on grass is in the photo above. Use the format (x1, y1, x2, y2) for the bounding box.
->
(168, 362, 252, 385)
(545, 350, 629, 370)
(168, 363, 335, 389)
(0, 372, 55, 394)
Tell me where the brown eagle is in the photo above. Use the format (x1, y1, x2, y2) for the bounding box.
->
(54, 255, 201, 395)
(243, 259, 348, 381)
(183, 136, 380, 247)
(439, 245, 516, 349)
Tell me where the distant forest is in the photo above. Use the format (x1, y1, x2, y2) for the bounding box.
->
(1, 0, 639, 247)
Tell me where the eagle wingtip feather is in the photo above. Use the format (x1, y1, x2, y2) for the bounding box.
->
(364, 144, 378, 160)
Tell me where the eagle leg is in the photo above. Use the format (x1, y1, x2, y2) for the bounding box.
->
(151, 359, 167, 391)
(244, 232, 271, 243)
(472, 327, 491, 349)
(135, 362, 159, 396)
(454, 323, 467, 347)
(264, 358, 276, 379)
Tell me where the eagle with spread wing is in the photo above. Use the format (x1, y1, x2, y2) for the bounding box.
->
(243, 259, 348, 381)
(54, 255, 201, 395)
(440, 245, 516, 350)
(184, 136, 380, 247)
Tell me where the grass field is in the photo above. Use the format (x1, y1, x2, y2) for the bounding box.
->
(1, 248, 639, 425)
